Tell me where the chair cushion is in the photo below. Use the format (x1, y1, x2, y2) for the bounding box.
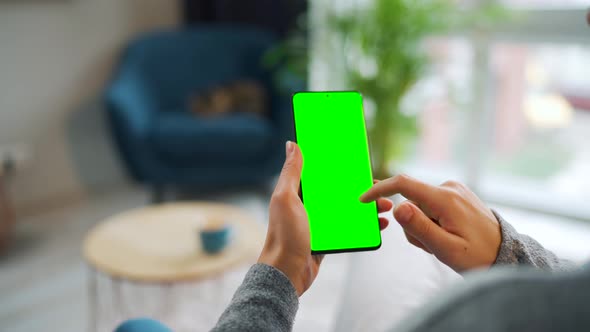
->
(150, 112, 274, 166)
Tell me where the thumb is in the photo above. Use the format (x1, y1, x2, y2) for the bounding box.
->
(275, 141, 303, 193)
(394, 202, 458, 255)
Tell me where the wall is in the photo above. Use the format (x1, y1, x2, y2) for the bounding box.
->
(0, 0, 180, 216)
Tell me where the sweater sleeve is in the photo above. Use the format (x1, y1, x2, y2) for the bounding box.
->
(492, 210, 575, 271)
(210, 263, 299, 332)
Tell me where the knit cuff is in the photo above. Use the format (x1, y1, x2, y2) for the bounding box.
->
(492, 210, 521, 265)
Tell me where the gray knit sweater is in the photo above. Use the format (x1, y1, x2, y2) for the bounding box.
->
(211, 213, 588, 332)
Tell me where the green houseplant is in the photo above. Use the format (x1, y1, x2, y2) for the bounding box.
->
(331, 0, 458, 178)
(266, 0, 506, 179)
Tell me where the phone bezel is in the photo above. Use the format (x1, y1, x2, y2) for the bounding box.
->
(291, 91, 382, 255)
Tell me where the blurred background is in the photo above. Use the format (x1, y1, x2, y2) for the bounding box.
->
(0, 1, 589, 332)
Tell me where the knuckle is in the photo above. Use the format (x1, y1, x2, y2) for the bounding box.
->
(408, 238, 422, 249)
(390, 173, 411, 188)
(281, 161, 293, 174)
(417, 217, 433, 237)
(443, 187, 465, 206)
(404, 231, 416, 244)
(441, 180, 462, 189)
(271, 190, 290, 205)
(445, 244, 466, 263)
(396, 173, 411, 184)
(403, 231, 412, 242)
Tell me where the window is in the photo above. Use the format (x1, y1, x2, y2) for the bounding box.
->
(482, 43, 590, 220)
(400, 4, 590, 221)
(310, 1, 590, 220)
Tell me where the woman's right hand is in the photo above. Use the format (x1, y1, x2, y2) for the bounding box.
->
(361, 175, 502, 273)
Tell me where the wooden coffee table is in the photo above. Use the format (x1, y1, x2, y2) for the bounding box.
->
(83, 202, 265, 331)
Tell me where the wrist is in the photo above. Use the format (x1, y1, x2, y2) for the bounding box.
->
(258, 249, 305, 296)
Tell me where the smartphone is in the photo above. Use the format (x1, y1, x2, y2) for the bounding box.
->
(292, 91, 381, 254)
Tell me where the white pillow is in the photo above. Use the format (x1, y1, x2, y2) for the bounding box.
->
(332, 217, 461, 332)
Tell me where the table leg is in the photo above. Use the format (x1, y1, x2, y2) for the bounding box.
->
(112, 277, 124, 324)
(160, 283, 174, 323)
(88, 267, 98, 332)
(0, 175, 15, 252)
(215, 274, 227, 312)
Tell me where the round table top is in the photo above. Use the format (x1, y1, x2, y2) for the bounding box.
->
(83, 202, 265, 283)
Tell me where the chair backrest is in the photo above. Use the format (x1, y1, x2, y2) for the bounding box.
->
(119, 25, 277, 111)
(184, 0, 307, 38)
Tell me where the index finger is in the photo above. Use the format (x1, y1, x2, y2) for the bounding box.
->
(360, 174, 441, 206)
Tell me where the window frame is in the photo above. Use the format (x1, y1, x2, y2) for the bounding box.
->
(459, 7, 590, 222)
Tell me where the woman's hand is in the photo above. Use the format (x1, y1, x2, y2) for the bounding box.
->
(258, 141, 392, 296)
(361, 174, 501, 273)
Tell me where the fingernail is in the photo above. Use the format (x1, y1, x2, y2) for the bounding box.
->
(286, 141, 294, 155)
(395, 204, 414, 225)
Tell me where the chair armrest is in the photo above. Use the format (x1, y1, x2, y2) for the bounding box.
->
(104, 70, 161, 181)
(105, 70, 158, 138)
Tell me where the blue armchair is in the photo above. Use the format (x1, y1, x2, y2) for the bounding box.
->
(105, 25, 296, 195)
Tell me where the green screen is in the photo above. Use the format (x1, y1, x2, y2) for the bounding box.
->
(292, 91, 381, 253)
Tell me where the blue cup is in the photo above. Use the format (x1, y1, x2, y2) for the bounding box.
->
(200, 224, 231, 254)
